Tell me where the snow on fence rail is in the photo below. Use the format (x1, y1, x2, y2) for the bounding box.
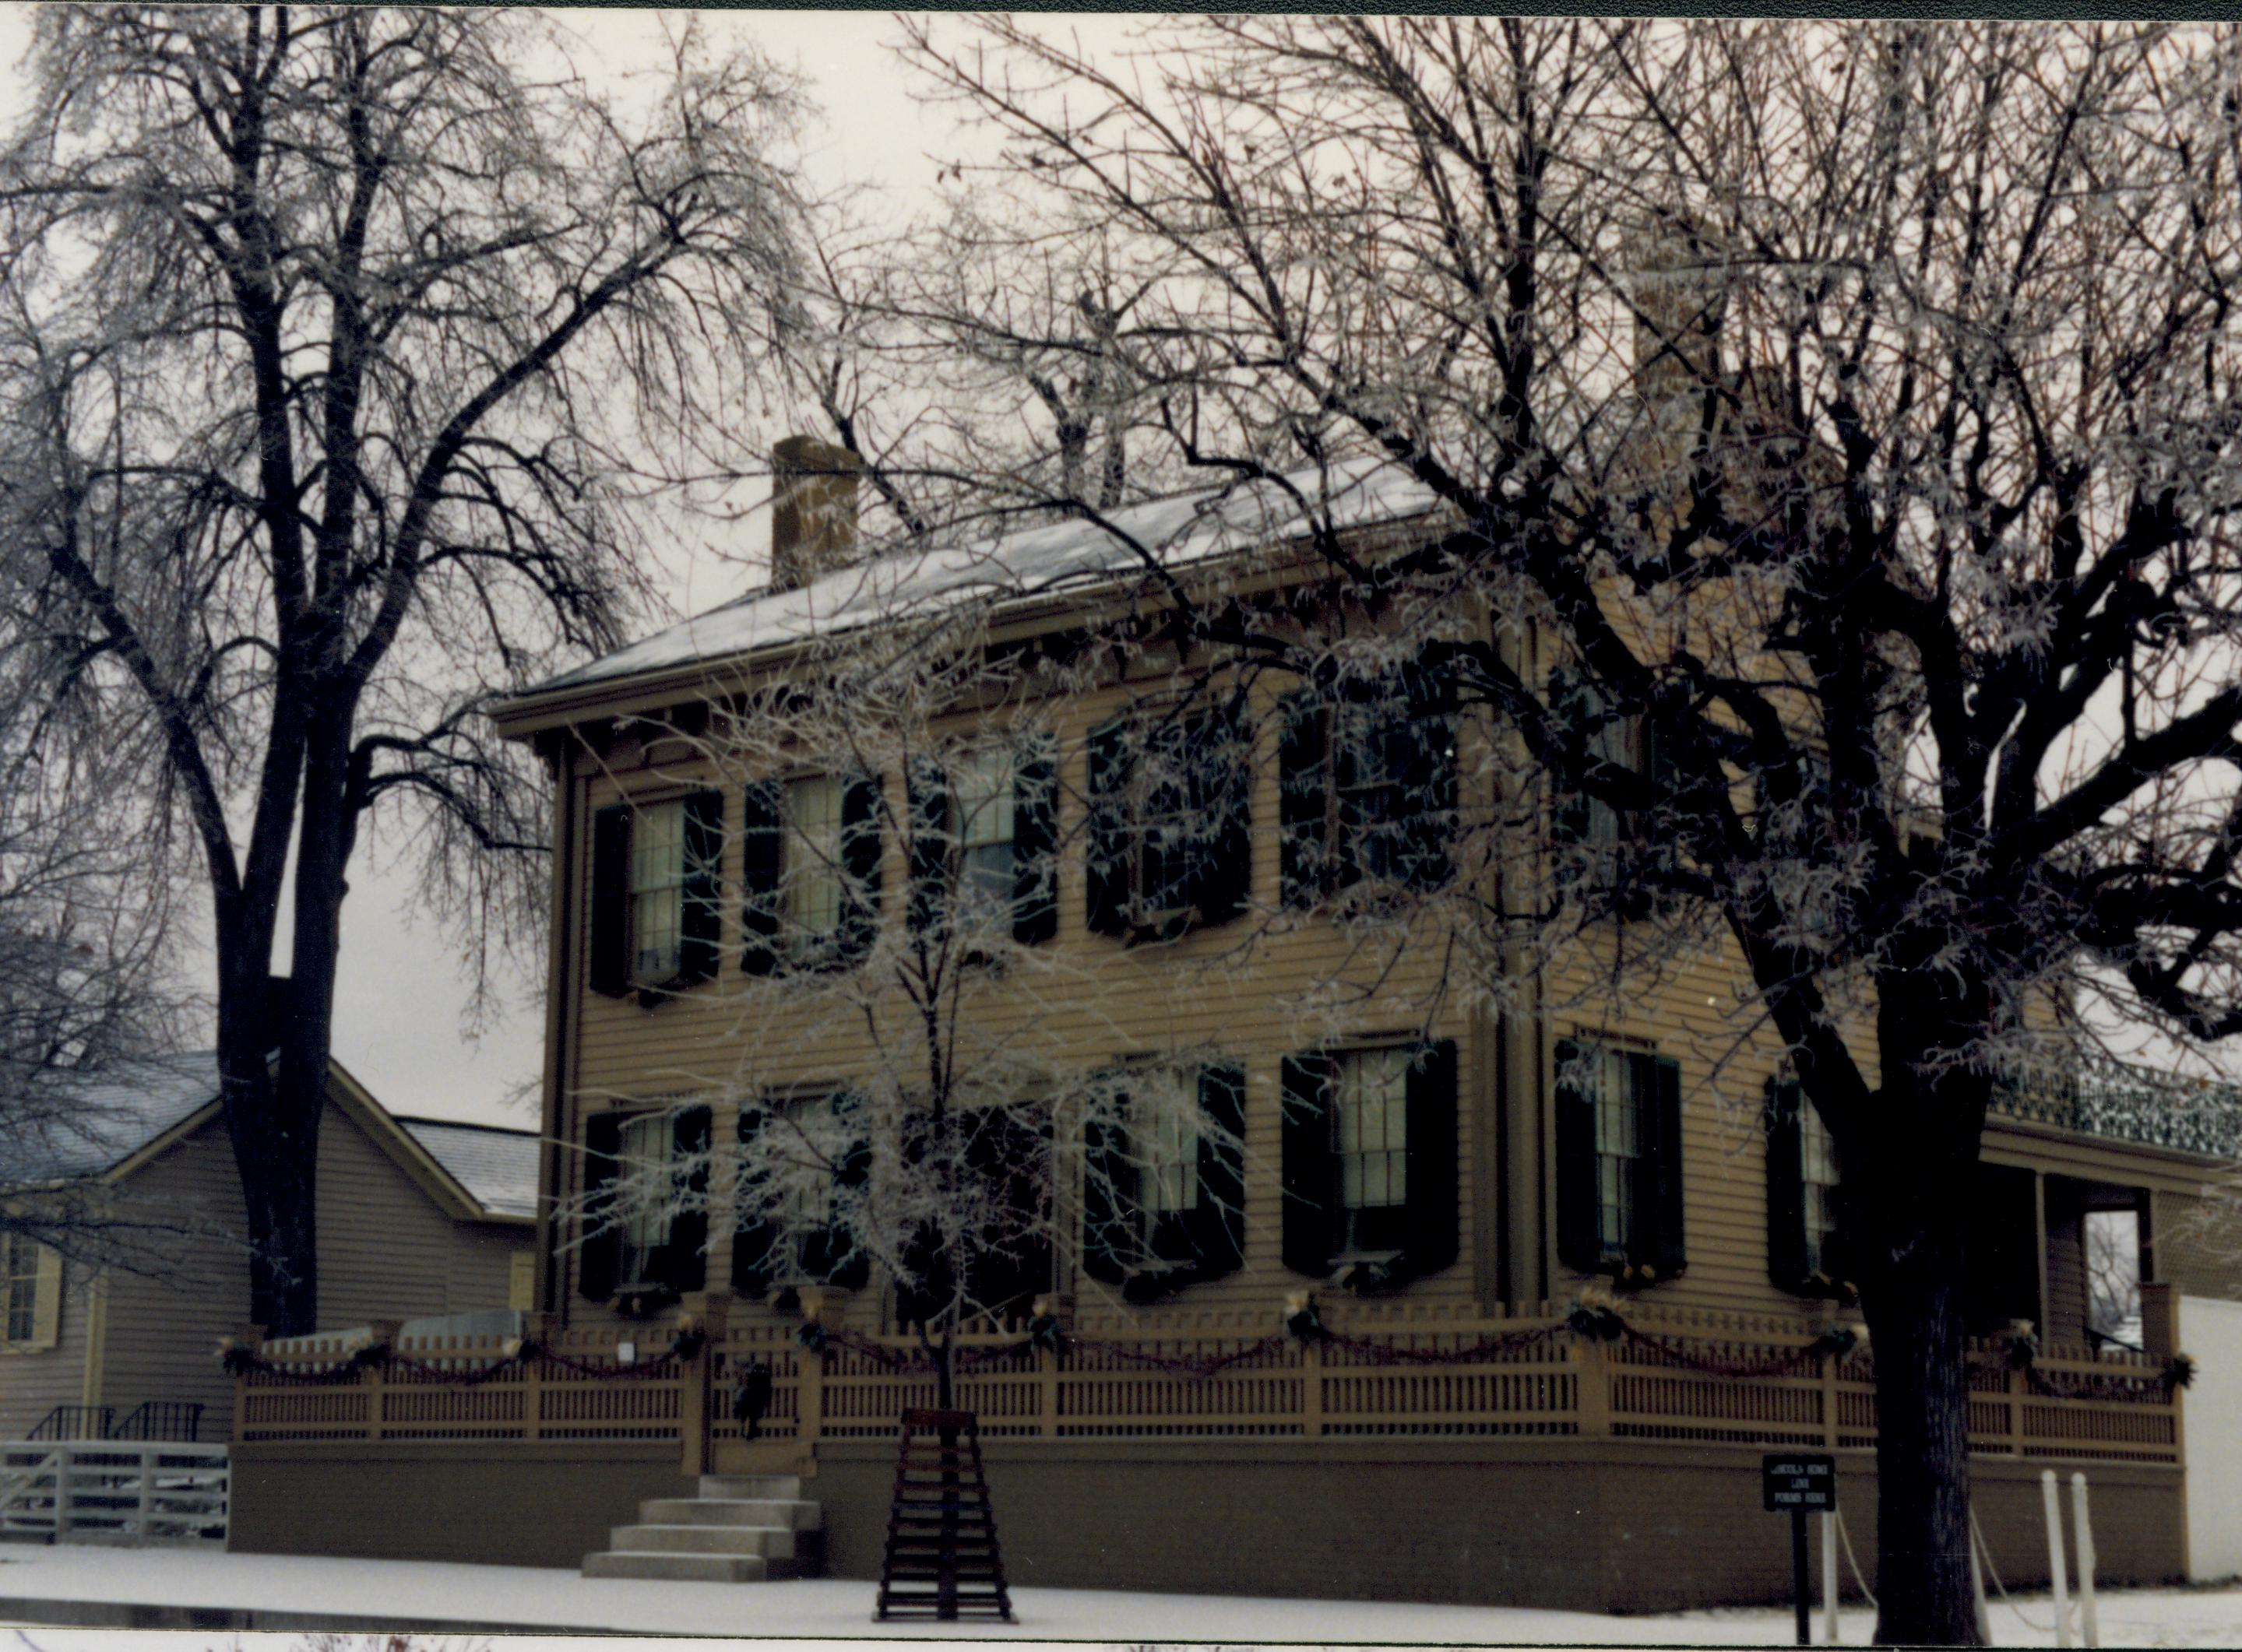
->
(231, 1299, 2182, 1467)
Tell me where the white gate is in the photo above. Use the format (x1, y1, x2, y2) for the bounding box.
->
(0, 1441, 227, 1548)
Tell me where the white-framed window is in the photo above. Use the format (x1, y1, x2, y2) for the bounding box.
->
(783, 774, 846, 958)
(1132, 1065, 1202, 1218)
(949, 746, 1017, 930)
(616, 1111, 674, 1288)
(629, 800, 688, 983)
(1333, 1048, 1411, 1253)
(1, 1233, 58, 1353)
(1800, 1098, 1842, 1275)
(1593, 1048, 1642, 1254)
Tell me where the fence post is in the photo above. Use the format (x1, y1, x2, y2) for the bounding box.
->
(132, 1446, 151, 1543)
(1822, 1351, 1841, 1450)
(2006, 1363, 2028, 1455)
(1576, 1336, 1611, 1438)
(366, 1359, 386, 1443)
(1039, 1345, 1060, 1439)
(1301, 1338, 1324, 1439)
(678, 1327, 711, 1478)
(523, 1341, 544, 1443)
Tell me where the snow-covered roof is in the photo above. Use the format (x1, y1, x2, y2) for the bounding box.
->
(0, 1051, 227, 1184)
(398, 1117, 540, 1219)
(519, 459, 1442, 702)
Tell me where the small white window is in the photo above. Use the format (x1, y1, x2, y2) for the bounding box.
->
(783, 775, 846, 957)
(629, 800, 687, 982)
(3, 1235, 38, 1346)
(1135, 1067, 1202, 1217)
(616, 1112, 673, 1287)
(950, 747, 1016, 928)
(1593, 1048, 1640, 1255)
(1800, 1099, 1842, 1274)
(1334, 1048, 1411, 1253)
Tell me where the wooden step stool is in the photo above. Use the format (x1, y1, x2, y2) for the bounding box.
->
(875, 1408, 1015, 1622)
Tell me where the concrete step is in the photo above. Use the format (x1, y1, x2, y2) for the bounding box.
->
(607, 1523, 796, 1559)
(698, 1473, 800, 1501)
(580, 1550, 767, 1583)
(641, 1497, 822, 1531)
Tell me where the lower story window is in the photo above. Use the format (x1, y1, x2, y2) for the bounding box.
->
(1800, 1098, 1842, 1274)
(1593, 1048, 1640, 1255)
(1334, 1048, 1411, 1255)
(618, 1111, 673, 1288)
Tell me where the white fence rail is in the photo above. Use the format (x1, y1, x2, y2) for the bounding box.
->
(0, 1441, 227, 1548)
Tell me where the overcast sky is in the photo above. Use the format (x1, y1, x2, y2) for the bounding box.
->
(0, 7, 1138, 1129)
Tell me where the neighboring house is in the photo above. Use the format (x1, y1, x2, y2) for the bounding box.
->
(1, 1053, 536, 1442)
(225, 445, 2240, 1609)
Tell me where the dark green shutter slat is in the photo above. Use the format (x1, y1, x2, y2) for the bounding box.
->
(1280, 1055, 1337, 1278)
(1766, 1078, 1810, 1292)
(1012, 741, 1059, 944)
(1085, 720, 1130, 936)
(1554, 1039, 1602, 1271)
(906, 758, 950, 941)
(660, 1105, 711, 1292)
(731, 1106, 780, 1298)
(589, 807, 632, 997)
(1401, 1040, 1459, 1278)
(740, 781, 783, 976)
(839, 773, 884, 964)
(1642, 1053, 1687, 1278)
(1279, 691, 1329, 909)
(1192, 1063, 1248, 1278)
(579, 1111, 623, 1301)
(678, 791, 725, 986)
(1194, 708, 1252, 924)
(1403, 656, 1459, 892)
(1081, 1106, 1130, 1287)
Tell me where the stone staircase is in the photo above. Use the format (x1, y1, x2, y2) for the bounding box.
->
(581, 1472, 822, 1583)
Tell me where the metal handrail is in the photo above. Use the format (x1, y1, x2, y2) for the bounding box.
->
(108, 1401, 204, 1443)
(26, 1405, 113, 1442)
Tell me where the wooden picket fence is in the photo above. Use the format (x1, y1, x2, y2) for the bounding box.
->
(234, 1299, 2181, 1468)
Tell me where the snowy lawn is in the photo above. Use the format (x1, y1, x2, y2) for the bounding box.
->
(2, 1545, 2241, 1645)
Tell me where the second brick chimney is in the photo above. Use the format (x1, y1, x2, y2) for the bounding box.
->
(769, 434, 863, 592)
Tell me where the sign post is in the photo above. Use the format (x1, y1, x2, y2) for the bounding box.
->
(1764, 1453, 1837, 1646)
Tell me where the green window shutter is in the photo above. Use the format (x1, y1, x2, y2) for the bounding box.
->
(1085, 720, 1131, 936)
(1636, 1053, 1687, 1279)
(1765, 1078, 1811, 1292)
(1400, 1040, 1460, 1279)
(739, 781, 783, 976)
(1012, 740, 1060, 944)
(1192, 708, 1253, 925)
(1189, 1063, 1248, 1279)
(588, 806, 632, 997)
(906, 757, 950, 941)
(1081, 1105, 1132, 1288)
(659, 1105, 711, 1292)
(579, 1111, 624, 1302)
(1278, 690, 1330, 909)
(1401, 656, 1459, 893)
(1279, 1054, 1338, 1278)
(731, 1106, 780, 1298)
(1553, 1038, 1603, 1272)
(839, 773, 885, 964)
(26, 1245, 61, 1352)
(808, 1089, 873, 1290)
(678, 792, 725, 986)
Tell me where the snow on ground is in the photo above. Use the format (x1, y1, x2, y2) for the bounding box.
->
(4, 1545, 2242, 1646)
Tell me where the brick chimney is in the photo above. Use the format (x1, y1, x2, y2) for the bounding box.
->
(769, 435, 863, 592)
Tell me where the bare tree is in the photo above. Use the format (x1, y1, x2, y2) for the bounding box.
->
(766, 17, 2242, 1641)
(0, 5, 809, 1333)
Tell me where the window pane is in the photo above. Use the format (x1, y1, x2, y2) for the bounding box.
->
(784, 775, 846, 951)
(1333, 1049, 1410, 1221)
(629, 801, 686, 981)
(618, 1112, 671, 1284)
(1138, 1070, 1200, 1217)
(1593, 1050, 1638, 1253)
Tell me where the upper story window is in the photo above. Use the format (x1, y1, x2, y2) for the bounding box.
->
(1280, 658, 1459, 907)
(579, 1105, 711, 1306)
(1, 1234, 58, 1352)
(907, 737, 1060, 947)
(1279, 1041, 1459, 1287)
(1086, 706, 1251, 940)
(741, 773, 883, 975)
(1767, 1076, 1850, 1295)
(1082, 1062, 1245, 1299)
(1550, 668, 1673, 912)
(1555, 1039, 1686, 1283)
(587, 792, 723, 1000)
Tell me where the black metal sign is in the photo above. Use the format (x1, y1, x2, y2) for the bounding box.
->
(1763, 1452, 1837, 1513)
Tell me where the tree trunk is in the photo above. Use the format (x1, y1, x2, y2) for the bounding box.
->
(1862, 1210, 1979, 1645)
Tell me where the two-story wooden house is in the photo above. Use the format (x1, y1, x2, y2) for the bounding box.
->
(225, 443, 2233, 1611)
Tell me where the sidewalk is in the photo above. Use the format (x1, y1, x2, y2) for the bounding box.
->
(3, 1543, 2240, 1645)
